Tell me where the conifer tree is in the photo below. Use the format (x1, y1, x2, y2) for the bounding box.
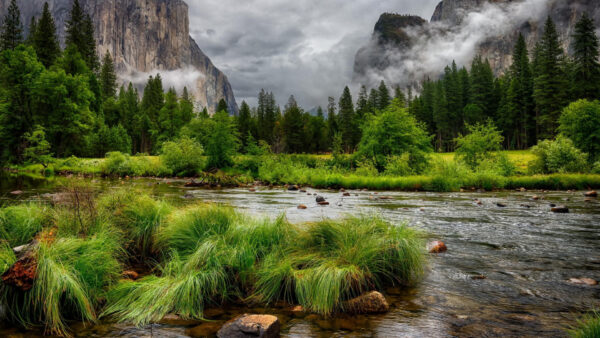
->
(282, 95, 304, 153)
(33, 2, 60, 68)
(469, 55, 495, 120)
(66, 1, 98, 71)
(0, 0, 23, 51)
(356, 85, 369, 120)
(338, 86, 356, 152)
(100, 51, 117, 100)
(572, 13, 600, 100)
(507, 33, 534, 148)
(377, 80, 390, 110)
(216, 98, 228, 114)
(326, 96, 337, 146)
(533, 17, 568, 139)
(394, 86, 406, 107)
(179, 87, 194, 124)
(26, 17, 36, 46)
(237, 101, 252, 147)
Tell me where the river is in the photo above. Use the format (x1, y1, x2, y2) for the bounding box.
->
(1, 174, 599, 337)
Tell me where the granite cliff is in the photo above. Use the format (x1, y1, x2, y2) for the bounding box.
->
(0, 0, 237, 114)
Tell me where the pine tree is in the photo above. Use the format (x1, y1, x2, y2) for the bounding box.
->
(33, 3, 60, 68)
(100, 51, 117, 100)
(282, 95, 304, 153)
(533, 17, 568, 139)
(507, 33, 534, 148)
(26, 17, 36, 46)
(140, 74, 164, 152)
(326, 96, 337, 147)
(377, 80, 390, 110)
(356, 85, 369, 121)
(394, 86, 406, 107)
(469, 55, 495, 120)
(66, 1, 98, 71)
(338, 86, 356, 152)
(179, 87, 194, 125)
(0, 0, 23, 51)
(237, 101, 252, 147)
(82, 15, 99, 71)
(572, 13, 600, 100)
(216, 98, 228, 114)
(158, 88, 179, 141)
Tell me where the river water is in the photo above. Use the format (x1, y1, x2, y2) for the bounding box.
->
(1, 175, 599, 337)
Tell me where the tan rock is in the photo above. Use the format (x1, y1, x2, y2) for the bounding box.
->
(428, 241, 448, 253)
(217, 314, 280, 338)
(343, 291, 390, 314)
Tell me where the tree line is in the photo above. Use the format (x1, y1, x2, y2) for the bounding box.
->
(1, 0, 599, 166)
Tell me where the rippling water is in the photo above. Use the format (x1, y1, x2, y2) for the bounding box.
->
(1, 175, 599, 337)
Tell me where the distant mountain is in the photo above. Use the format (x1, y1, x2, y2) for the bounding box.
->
(0, 0, 238, 114)
(353, 0, 600, 88)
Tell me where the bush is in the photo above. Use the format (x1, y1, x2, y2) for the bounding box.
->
(570, 311, 600, 338)
(355, 100, 432, 171)
(205, 111, 240, 169)
(560, 100, 600, 161)
(455, 120, 503, 169)
(385, 154, 413, 176)
(160, 136, 205, 177)
(101, 151, 131, 176)
(530, 137, 589, 174)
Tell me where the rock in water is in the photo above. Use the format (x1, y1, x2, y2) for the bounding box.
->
(428, 241, 447, 253)
(343, 291, 390, 314)
(316, 195, 326, 203)
(551, 206, 569, 213)
(297, 204, 307, 210)
(318, 201, 330, 206)
(585, 191, 598, 197)
(217, 314, 280, 338)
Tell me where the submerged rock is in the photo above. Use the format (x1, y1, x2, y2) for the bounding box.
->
(568, 278, 598, 286)
(428, 241, 448, 253)
(585, 191, 598, 197)
(217, 314, 280, 338)
(551, 206, 569, 213)
(343, 192, 351, 197)
(496, 203, 507, 208)
(343, 291, 390, 314)
(187, 321, 224, 337)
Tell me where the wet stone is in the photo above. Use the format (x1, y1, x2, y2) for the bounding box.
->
(217, 314, 280, 338)
(343, 291, 389, 314)
(428, 241, 448, 253)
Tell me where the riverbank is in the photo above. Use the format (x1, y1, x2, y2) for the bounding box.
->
(0, 189, 424, 336)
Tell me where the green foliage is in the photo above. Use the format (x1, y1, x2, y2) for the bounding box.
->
(530, 136, 589, 174)
(356, 99, 432, 171)
(0, 204, 48, 247)
(559, 99, 600, 161)
(205, 111, 239, 168)
(384, 153, 414, 176)
(0, 242, 16, 274)
(282, 96, 305, 153)
(23, 125, 53, 168)
(455, 120, 503, 169)
(100, 152, 166, 177)
(160, 136, 204, 176)
(100, 51, 117, 100)
(570, 311, 600, 338)
(572, 13, 600, 101)
(32, 3, 60, 68)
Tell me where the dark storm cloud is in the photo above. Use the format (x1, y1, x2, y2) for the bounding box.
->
(187, 0, 440, 108)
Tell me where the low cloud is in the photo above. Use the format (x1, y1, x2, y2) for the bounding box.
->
(120, 66, 205, 96)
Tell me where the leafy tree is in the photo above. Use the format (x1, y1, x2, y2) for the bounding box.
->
(23, 125, 52, 168)
(282, 95, 304, 153)
(454, 120, 503, 169)
(33, 2, 60, 68)
(160, 136, 204, 176)
(91, 124, 131, 156)
(533, 17, 568, 139)
(559, 99, 600, 161)
(205, 111, 239, 168)
(572, 13, 600, 100)
(0, 0, 23, 51)
(338, 86, 357, 152)
(100, 51, 117, 100)
(356, 99, 432, 171)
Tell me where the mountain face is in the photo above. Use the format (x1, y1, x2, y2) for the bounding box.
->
(0, 0, 237, 114)
(354, 0, 600, 88)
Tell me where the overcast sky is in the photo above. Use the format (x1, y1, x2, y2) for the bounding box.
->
(187, 0, 440, 108)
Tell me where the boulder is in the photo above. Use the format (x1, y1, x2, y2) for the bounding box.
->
(217, 314, 280, 338)
(585, 191, 598, 197)
(343, 192, 351, 197)
(551, 206, 569, 213)
(318, 201, 330, 206)
(427, 241, 447, 253)
(315, 196, 326, 203)
(297, 204, 307, 210)
(287, 185, 299, 191)
(496, 203, 507, 208)
(343, 291, 389, 314)
(532, 196, 540, 200)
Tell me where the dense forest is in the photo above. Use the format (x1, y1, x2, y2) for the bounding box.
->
(1, 0, 600, 172)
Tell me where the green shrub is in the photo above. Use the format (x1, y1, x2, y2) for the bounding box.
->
(0, 242, 16, 274)
(593, 161, 600, 174)
(455, 120, 503, 169)
(160, 136, 205, 177)
(385, 153, 414, 176)
(560, 99, 600, 161)
(530, 137, 589, 174)
(570, 311, 600, 338)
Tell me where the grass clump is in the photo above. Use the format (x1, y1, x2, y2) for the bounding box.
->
(252, 216, 424, 315)
(570, 311, 600, 338)
(0, 204, 49, 247)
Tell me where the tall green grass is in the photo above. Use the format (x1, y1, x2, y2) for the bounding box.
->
(252, 216, 424, 315)
(570, 311, 600, 338)
(0, 204, 49, 247)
